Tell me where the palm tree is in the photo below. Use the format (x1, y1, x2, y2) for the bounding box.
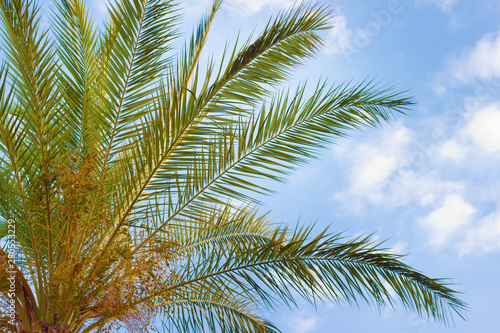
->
(0, 0, 465, 332)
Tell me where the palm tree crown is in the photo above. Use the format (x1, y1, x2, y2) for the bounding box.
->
(0, 0, 466, 332)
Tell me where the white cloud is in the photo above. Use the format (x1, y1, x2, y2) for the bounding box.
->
(437, 139, 466, 161)
(330, 103, 500, 257)
(435, 102, 500, 159)
(416, 0, 457, 11)
(422, 94, 500, 166)
(396, 173, 462, 208)
(460, 209, 500, 255)
(290, 166, 321, 186)
(438, 139, 467, 161)
(324, 4, 405, 59)
(419, 195, 476, 248)
(332, 123, 463, 213)
(390, 241, 408, 255)
(326, 14, 354, 55)
(288, 312, 321, 333)
(226, 0, 294, 14)
(466, 105, 500, 152)
(432, 0, 457, 11)
(333, 123, 410, 200)
(449, 29, 500, 83)
(358, 155, 397, 189)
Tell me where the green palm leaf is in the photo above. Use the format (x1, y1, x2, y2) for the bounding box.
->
(165, 208, 465, 326)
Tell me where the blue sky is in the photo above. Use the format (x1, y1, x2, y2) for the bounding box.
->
(39, 0, 500, 331)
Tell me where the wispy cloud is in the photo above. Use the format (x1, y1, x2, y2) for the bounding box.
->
(432, 0, 457, 11)
(460, 209, 500, 255)
(325, 4, 404, 61)
(418, 195, 500, 256)
(466, 104, 500, 152)
(289, 166, 321, 186)
(431, 102, 500, 162)
(449, 29, 500, 84)
(419, 195, 476, 248)
(288, 312, 322, 333)
(225, 0, 295, 15)
(416, 0, 457, 11)
(390, 241, 409, 255)
(331, 110, 500, 257)
(332, 123, 463, 213)
(436, 139, 466, 162)
(325, 13, 354, 55)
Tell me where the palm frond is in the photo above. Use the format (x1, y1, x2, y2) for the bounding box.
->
(159, 293, 280, 333)
(105, 3, 332, 237)
(138, 80, 412, 233)
(167, 209, 465, 326)
(52, 0, 103, 153)
(99, 0, 178, 154)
